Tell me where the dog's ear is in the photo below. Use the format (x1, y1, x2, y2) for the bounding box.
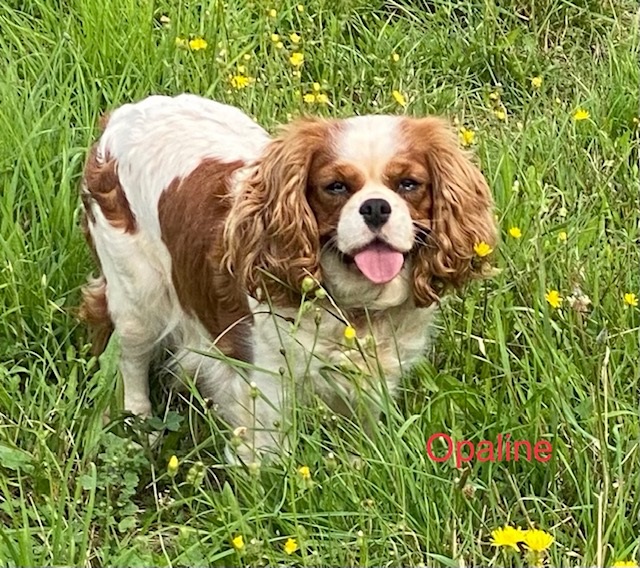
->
(404, 118, 497, 307)
(224, 118, 330, 305)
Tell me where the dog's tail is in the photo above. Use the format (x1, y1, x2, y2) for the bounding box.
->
(79, 274, 114, 355)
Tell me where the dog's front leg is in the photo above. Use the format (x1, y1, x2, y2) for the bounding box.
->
(223, 371, 289, 465)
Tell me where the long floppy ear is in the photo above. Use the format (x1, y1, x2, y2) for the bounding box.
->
(406, 118, 497, 307)
(223, 118, 330, 305)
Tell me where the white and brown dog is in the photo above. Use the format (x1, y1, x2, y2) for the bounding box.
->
(80, 94, 496, 463)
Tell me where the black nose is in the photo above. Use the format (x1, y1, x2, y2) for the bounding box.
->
(359, 198, 391, 229)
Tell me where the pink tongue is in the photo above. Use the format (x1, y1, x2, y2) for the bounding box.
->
(353, 243, 404, 284)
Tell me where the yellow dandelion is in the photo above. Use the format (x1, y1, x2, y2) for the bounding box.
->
(573, 108, 590, 121)
(289, 52, 304, 67)
(508, 226, 522, 239)
(298, 465, 311, 480)
(391, 52, 400, 62)
(312, 81, 321, 91)
(188, 37, 208, 51)
(297, 4, 304, 12)
(175, 36, 187, 48)
(490, 526, 526, 550)
(531, 76, 543, 89)
(545, 290, 563, 309)
(392, 90, 407, 107)
(230, 75, 252, 89)
(624, 292, 638, 307)
(489, 91, 500, 101)
(167, 455, 179, 476)
(303, 93, 316, 103)
(344, 325, 356, 340)
(523, 529, 554, 552)
(612, 561, 639, 567)
(275, 41, 284, 49)
(316, 93, 329, 104)
(494, 109, 506, 121)
(473, 241, 493, 257)
(284, 538, 298, 555)
(558, 230, 567, 242)
(232, 535, 245, 550)
(290, 32, 301, 44)
(271, 33, 280, 42)
(459, 127, 475, 147)
(268, 8, 277, 17)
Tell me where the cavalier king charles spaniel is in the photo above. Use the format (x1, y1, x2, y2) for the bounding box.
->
(80, 94, 496, 463)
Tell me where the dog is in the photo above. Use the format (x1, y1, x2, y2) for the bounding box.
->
(79, 94, 496, 463)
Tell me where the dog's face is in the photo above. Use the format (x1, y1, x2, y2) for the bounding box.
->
(225, 115, 497, 308)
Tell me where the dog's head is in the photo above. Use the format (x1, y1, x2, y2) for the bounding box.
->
(224, 115, 497, 309)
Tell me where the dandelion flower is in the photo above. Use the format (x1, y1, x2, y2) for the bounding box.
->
(167, 455, 179, 476)
(298, 465, 311, 480)
(624, 292, 638, 307)
(275, 41, 284, 49)
(558, 231, 567, 242)
(271, 33, 280, 42)
(523, 529, 554, 552)
(232, 535, 245, 550)
(391, 52, 400, 62)
(188, 37, 208, 51)
(289, 52, 304, 67)
(474, 242, 493, 257)
(268, 8, 277, 17)
(489, 91, 500, 101)
(612, 561, 639, 567)
(344, 325, 356, 340)
(284, 538, 298, 555)
(312, 81, 321, 92)
(545, 290, 563, 309)
(573, 108, 590, 121)
(490, 526, 526, 550)
(508, 226, 522, 239)
(297, 4, 304, 12)
(531, 76, 543, 89)
(459, 127, 475, 147)
(494, 109, 506, 121)
(290, 32, 301, 44)
(230, 75, 252, 89)
(316, 93, 329, 104)
(392, 90, 406, 107)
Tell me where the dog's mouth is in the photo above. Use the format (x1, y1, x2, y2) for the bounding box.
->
(351, 241, 406, 284)
(323, 237, 407, 285)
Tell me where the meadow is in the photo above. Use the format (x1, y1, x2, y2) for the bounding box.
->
(0, 0, 638, 566)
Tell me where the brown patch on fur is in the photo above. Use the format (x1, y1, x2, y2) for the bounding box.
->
(400, 117, 497, 306)
(98, 112, 111, 131)
(79, 276, 114, 355)
(223, 118, 338, 305)
(158, 158, 253, 362)
(307, 159, 365, 236)
(82, 145, 137, 233)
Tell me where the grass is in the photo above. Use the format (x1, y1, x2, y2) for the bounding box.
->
(0, 0, 638, 566)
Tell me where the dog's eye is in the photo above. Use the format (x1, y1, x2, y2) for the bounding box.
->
(325, 181, 348, 195)
(398, 178, 419, 192)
